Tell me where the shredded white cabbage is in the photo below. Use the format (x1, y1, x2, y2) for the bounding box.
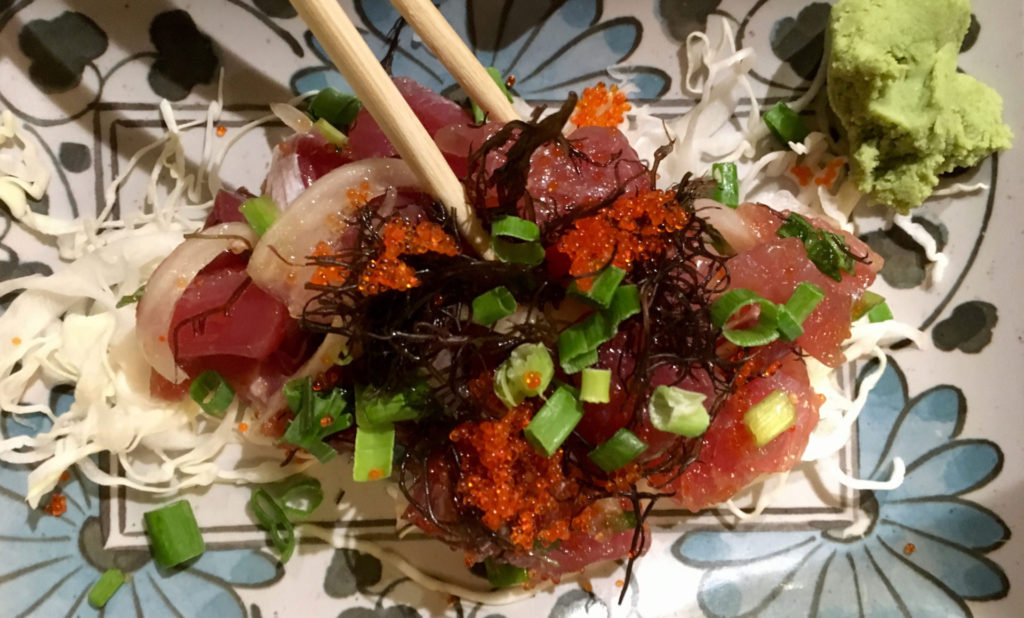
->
(892, 213, 950, 285)
(0, 90, 311, 506)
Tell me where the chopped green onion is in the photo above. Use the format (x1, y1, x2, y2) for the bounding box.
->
(355, 382, 427, 426)
(116, 284, 145, 308)
(239, 195, 280, 237)
(568, 266, 627, 309)
(313, 117, 348, 148)
(559, 348, 600, 375)
(524, 386, 584, 457)
(579, 368, 611, 403)
(280, 377, 352, 462)
(711, 162, 740, 208)
(784, 282, 825, 322)
(493, 238, 546, 265)
(648, 385, 710, 437)
(278, 476, 324, 519)
(607, 284, 641, 323)
(777, 282, 826, 341)
(587, 428, 648, 472)
(763, 101, 809, 146)
(484, 558, 529, 588)
(144, 500, 205, 568)
(353, 425, 395, 482)
(250, 488, 295, 562)
(472, 285, 517, 326)
(557, 285, 641, 373)
(492, 215, 540, 241)
(308, 87, 361, 130)
(491, 216, 545, 266)
(88, 568, 125, 608)
(776, 212, 855, 282)
(851, 291, 886, 321)
(710, 288, 780, 347)
(189, 370, 235, 418)
(494, 343, 554, 408)
(470, 67, 514, 124)
(557, 316, 607, 374)
(867, 301, 893, 323)
(743, 389, 797, 447)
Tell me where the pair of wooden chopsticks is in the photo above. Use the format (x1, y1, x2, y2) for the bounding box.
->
(289, 0, 521, 258)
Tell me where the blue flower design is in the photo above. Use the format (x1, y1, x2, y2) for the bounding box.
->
(0, 390, 282, 616)
(290, 0, 669, 101)
(672, 357, 1009, 617)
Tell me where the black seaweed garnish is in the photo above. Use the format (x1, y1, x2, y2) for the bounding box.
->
(291, 97, 781, 585)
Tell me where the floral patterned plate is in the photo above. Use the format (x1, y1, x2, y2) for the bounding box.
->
(0, 1, 1020, 616)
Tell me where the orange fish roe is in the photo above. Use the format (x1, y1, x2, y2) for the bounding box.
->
(10, 337, 20, 346)
(357, 219, 459, 295)
(571, 82, 631, 128)
(238, 422, 249, 433)
(815, 157, 845, 188)
(449, 405, 593, 550)
(310, 240, 349, 286)
(903, 542, 916, 556)
(45, 493, 67, 517)
(346, 180, 373, 208)
(261, 409, 293, 439)
(216, 125, 227, 137)
(554, 189, 691, 282)
(791, 164, 814, 186)
(523, 370, 543, 391)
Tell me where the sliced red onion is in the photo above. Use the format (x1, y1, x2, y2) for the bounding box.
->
(694, 198, 758, 254)
(263, 146, 305, 210)
(136, 222, 257, 383)
(270, 102, 313, 135)
(248, 158, 425, 317)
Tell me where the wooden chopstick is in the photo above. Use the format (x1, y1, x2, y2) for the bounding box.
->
(289, 0, 492, 258)
(390, 0, 520, 123)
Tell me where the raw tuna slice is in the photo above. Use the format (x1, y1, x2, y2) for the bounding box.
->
(456, 123, 651, 227)
(170, 252, 290, 360)
(347, 77, 472, 160)
(526, 126, 650, 226)
(727, 237, 877, 367)
(204, 187, 253, 227)
(667, 355, 820, 512)
(151, 252, 314, 403)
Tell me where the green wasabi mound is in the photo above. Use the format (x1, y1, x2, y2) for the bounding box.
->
(827, 0, 1012, 212)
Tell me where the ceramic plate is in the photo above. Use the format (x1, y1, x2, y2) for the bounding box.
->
(0, 1, 1020, 616)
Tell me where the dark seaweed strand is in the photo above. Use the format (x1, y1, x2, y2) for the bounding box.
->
(465, 94, 578, 224)
(648, 139, 676, 186)
(292, 125, 744, 572)
(618, 486, 669, 605)
(380, 17, 408, 75)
